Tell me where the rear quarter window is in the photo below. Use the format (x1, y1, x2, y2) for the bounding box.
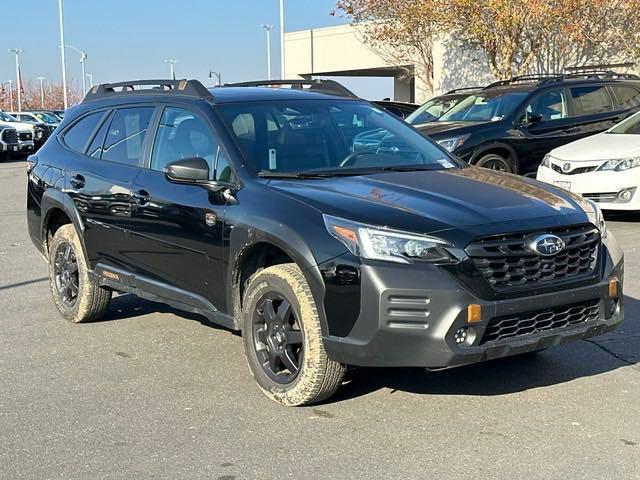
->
(611, 85, 640, 110)
(62, 112, 105, 153)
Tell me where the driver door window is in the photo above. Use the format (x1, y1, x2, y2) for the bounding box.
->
(150, 107, 218, 178)
(524, 90, 568, 122)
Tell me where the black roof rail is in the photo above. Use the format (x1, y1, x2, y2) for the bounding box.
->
(445, 86, 483, 94)
(484, 74, 562, 89)
(220, 79, 358, 98)
(83, 79, 213, 103)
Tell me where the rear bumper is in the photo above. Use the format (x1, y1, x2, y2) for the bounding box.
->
(323, 233, 624, 367)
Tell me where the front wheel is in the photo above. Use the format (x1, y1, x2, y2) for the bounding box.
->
(242, 263, 345, 406)
(476, 153, 517, 174)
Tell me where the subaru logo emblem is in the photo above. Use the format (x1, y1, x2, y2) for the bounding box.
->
(562, 162, 571, 172)
(527, 234, 565, 256)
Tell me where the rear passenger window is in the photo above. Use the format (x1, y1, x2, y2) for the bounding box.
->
(570, 86, 613, 115)
(611, 86, 640, 110)
(101, 107, 155, 166)
(63, 112, 104, 153)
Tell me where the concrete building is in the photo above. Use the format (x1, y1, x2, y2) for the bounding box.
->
(283, 23, 496, 104)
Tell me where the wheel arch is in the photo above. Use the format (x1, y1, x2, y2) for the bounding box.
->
(40, 189, 88, 261)
(470, 142, 519, 171)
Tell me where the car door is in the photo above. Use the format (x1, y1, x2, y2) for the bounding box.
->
(513, 88, 578, 170)
(126, 105, 232, 309)
(63, 106, 155, 272)
(565, 84, 620, 138)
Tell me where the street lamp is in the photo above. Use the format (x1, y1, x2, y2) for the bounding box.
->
(8, 49, 23, 112)
(165, 59, 177, 80)
(260, 24, 273, 80)
(37, 77, 46, 108)
(65, 45, 87, 94)
(279, 0, 285, 79)
(209, 71, 222, 86)
(57, 0, 68, 109)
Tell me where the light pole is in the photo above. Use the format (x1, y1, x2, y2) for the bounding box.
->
(165, 59, 177, 80)
(57, 0, 68, 109)
(85, 73, 94, 88)
(279, 0, 285, 79)
(209, 71, 222, 86)
(9, 49, 23, 112)
(66, 45, 87, 94)
(260, 24, 273, 80)
(37, 77, 46, 108)
(5, 81, 14, 111)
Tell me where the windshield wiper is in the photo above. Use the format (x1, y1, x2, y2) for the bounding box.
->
(258, 164, 453, 179)
(258, 171, 339, 178)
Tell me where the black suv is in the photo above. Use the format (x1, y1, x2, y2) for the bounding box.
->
(27, 79, 624, 406)
(417, 72, 640, 174)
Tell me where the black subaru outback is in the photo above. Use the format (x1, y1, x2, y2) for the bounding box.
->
(27, 79, 624, 406)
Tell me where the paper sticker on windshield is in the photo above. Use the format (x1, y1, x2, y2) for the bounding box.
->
(437, 159, 455, 168)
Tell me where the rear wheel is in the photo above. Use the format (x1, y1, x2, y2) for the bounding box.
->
(242, 263, 345, 406)
(476, 153, 517, 174)
(48, 224, 112, 323)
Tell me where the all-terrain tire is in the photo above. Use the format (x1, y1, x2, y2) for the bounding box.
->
(242, 263, 346, 406)
(48, 224, 112, 323)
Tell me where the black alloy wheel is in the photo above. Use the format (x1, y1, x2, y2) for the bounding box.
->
(53, 241, 79, 308)
(252, 292, 304, 384)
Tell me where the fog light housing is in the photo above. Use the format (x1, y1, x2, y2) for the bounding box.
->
(617, 187, 636, 203)
(467, 303, 482, 323)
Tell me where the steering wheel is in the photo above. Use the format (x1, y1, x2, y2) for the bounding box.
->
(339, 150, 376, 168)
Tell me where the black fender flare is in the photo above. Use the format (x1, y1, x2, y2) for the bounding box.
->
(40, 188, 89, 262)
(227, 220, 330, 334)
(470, 142, 519, 170)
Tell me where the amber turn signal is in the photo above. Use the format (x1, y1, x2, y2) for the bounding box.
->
(467, 303, 482, 324)
(608, 278, 619, 298)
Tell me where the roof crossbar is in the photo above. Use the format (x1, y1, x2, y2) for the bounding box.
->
(83, 79, 213, 103)
(221, 79, 358, 98)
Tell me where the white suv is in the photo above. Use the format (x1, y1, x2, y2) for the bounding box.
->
(537, 111, 640, 210)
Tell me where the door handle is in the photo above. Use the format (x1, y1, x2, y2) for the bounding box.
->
(69, 174, 85, 189)
(133, 189, 151, 206)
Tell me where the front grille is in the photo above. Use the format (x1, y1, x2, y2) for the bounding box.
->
(2, 128, 18, 144)
(466, 225, 599, 292)
(18, 131, 32, 141)
(551, 164, 598, 175)
(480, 298, 600, 344)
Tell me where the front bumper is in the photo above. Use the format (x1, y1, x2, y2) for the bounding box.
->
(537, 164, 640, 211)
(17, 140, 34, 153)
(323, 233, 624, 368)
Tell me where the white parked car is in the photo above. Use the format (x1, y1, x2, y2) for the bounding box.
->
(537, 110, 640, 210)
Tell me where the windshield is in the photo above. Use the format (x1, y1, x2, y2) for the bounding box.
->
(0, 112, 18, 122)
(217, 99, 460, 175)
(34, 112, 59, 123)
(439, 91, 528, 122)
(609, 111, 640, 134)
(406, 95, 467, 125)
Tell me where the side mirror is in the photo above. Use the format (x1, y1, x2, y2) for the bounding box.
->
(521, 113, 543, 126)
(164, 157, 211, 183)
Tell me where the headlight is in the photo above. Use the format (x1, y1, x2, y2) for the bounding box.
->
(323, 214, 457, 264)
(585, 199, 607, 237)
(541, 153, 552, 168)
(598, 157, 640, 171)
(436, 134, 470, 153)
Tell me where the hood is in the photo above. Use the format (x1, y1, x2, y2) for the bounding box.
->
(267, 167, 593, 238)
(414, 120, 490, 138)
(551, 132, 640, 161)
(2, 120, 34, 132)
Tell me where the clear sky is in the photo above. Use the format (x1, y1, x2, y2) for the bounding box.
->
(0, 0, 392, 100)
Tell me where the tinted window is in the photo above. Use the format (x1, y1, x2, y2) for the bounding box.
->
(150, 107, 217, 175)
(218, 100, 456, 173)
(102, 107, 154, 166)
(611, 85, 640, 110)
(524, 90, 567, 121)
(570, 86, 612, 115)
(407, 96, 466, 124)
(215, 148, 233, 182)
(439, 91, 528, 122)
(86, 111, 112, 158)
(63, 112, 105, 153)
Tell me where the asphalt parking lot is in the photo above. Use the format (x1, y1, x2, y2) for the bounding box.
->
(1, 157, 639, 480)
